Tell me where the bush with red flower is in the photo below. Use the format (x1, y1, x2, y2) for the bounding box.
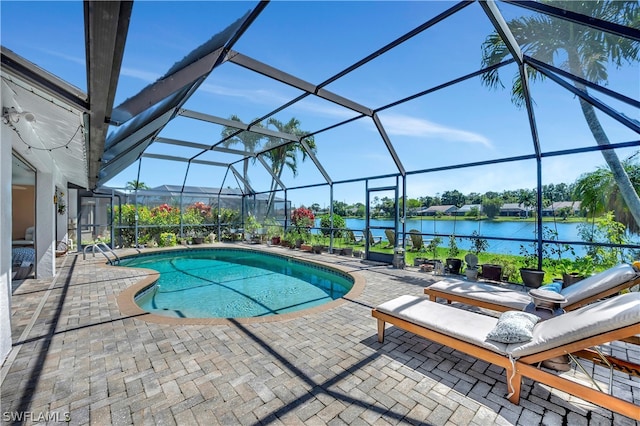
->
(291, 207, 315, 230)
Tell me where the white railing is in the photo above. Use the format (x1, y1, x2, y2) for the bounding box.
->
(83, 242, 120, 265)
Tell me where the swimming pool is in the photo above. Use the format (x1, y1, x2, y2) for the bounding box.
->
(119, 248, 355, 319)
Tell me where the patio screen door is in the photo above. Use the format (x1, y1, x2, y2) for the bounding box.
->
(366, 185, 399, 263)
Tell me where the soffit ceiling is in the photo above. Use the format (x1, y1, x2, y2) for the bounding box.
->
(1, 1, 129, 190)
(1, 48, 89, 187)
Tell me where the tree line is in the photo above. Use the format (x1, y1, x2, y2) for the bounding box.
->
(308, 158, 640, 233)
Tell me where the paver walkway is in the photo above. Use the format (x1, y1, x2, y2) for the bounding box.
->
(1, 244, 638, 425)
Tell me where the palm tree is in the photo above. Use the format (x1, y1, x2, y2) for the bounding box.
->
(220, 115, 264, 193)
(262, 117, 316, 217)
(126, 180, 149, 190)
(481, 0, 640, 230)
(517, 189, 536, 218)
(573, 157, 640, 233)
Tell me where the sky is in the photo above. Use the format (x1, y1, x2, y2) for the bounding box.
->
(2, 1, 639, 208)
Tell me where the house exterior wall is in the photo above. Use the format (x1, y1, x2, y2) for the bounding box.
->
(35, 171, 55, 279)
(1, 124, 14, 363)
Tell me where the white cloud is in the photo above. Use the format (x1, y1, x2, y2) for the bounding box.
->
(35, 47, 85, 66)
(120, 67, 161, 83)
(381, 113, 493, 148)
(198, 83, 289, 104)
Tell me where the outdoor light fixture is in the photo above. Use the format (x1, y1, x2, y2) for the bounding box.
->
(2, 107, 36, 124)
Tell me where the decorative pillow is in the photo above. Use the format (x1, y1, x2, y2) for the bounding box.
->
(486, 311, 540, 343)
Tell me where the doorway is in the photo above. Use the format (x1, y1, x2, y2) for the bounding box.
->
(366, 184, 398, 263)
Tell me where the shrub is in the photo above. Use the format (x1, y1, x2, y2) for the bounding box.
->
(291, 207, 315, 228)
(158, 232, 177, 247)
(319, 214, 345, 238)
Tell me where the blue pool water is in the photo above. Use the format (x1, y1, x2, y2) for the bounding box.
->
(119, 249, 354, 318)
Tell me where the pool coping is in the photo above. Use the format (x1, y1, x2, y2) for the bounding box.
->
(115, 243, 366, 325)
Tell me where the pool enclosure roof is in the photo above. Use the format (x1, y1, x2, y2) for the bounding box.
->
(2, 1, 639, 198)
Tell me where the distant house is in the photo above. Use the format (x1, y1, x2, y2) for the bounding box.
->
(499, 203, 532, 217)
(422, 205, 458, 216)
(542, 201, 582, 217)
(455, 204, 482, 216)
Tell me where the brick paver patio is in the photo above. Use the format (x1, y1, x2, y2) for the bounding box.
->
(1, 244, 638, 425)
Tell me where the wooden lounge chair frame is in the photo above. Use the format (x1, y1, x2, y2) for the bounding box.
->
(372, 295, 640, 420)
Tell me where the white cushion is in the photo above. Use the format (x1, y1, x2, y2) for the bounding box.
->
(560, 264, 638, 305)
(509, 292, 640, 357)
(375, 295, 509, 354)
(428, 278, 531, 310)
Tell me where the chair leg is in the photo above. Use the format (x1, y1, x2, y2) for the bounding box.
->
(377, 319, 386, 343)
(506, 367, 522, 404)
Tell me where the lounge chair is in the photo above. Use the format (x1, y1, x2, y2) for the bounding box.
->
(368, 231, 382, 246)
(345, 229, 365, 245)
(372, 292, 640, 419)
(408, 229, 424, 251)
(384, 229, 395, 248)
(424, 263, 640, 313)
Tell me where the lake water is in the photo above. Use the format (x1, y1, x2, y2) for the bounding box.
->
(313, 217, 638, 258)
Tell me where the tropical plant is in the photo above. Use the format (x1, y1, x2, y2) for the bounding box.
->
(577, 211, 630, 266)
(482, 197, 503, 219)
(262, 118, 316, 216)
(319, 213, 345, 238)
(263, 217, 282, 239)
(573, 158, 640, 233)
(426, 237, 442, 260)
(244, 213, 260, 235)
(220, 115, 264, 192)
(125, 180, 149, 190)
(517, 189, 536, 219)
(469, 230, 489, 256)
(158, 232, 177, 247)
(447, 235, 460, 258)
(481, 0, 640, 230)
(290, 207, 315, 241)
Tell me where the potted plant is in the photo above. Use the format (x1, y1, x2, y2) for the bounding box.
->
(558, 256, 594, 287)
(244, 214, 260, 243)
(464, 253, 479, 281)
(519, 241, 545, 288)
(414, 257, 427, 267)
(445, 235, 462, 274)
(290, 207, 315, 248)
(309, 235, 325, 254)
(423, 237, 443, 271)
(283, 229, 297, 248)
(341, 246, 353, 256)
